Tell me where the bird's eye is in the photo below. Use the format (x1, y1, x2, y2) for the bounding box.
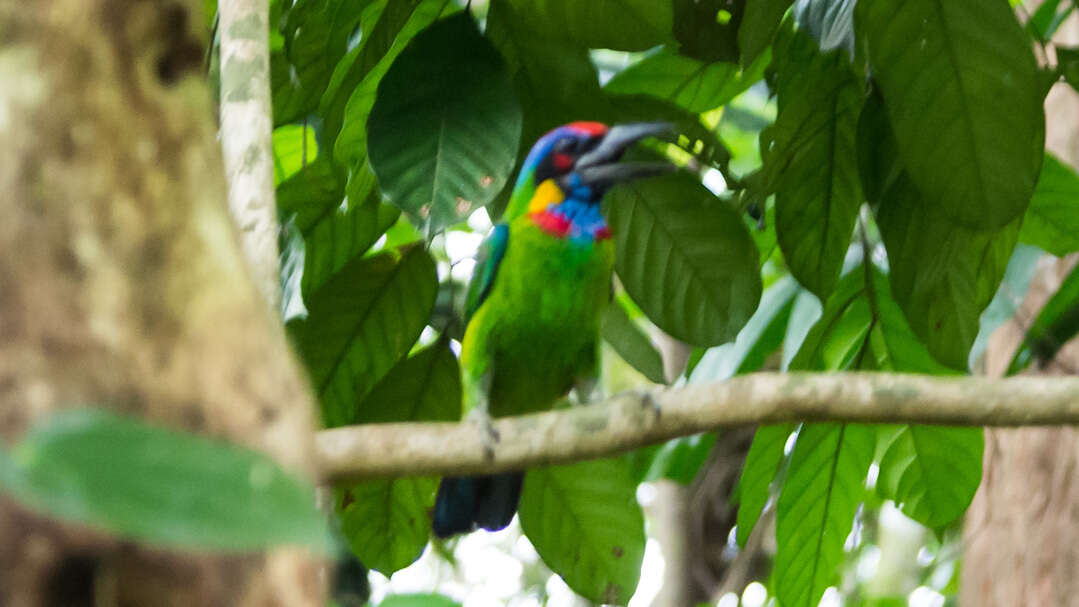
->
(552, 138, 575, 154)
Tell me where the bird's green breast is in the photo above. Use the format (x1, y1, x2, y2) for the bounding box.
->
(460, 218, 614, 418)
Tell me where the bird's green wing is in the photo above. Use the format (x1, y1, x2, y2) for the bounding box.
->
(464, 223, 509, 324)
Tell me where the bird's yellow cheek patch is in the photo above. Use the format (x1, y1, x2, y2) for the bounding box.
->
(528, 179, 565, 214)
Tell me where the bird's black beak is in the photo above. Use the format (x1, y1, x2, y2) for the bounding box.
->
(571, 122, 674, 190)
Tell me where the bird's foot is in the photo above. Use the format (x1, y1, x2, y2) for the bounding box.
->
(465, 408, 500, 461)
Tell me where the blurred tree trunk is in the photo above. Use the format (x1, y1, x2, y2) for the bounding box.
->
(961, 17, 1079, 601)
(0, 1, 323, 605)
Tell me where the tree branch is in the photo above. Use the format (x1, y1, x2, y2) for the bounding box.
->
(218, 0, 281, 309)
(317, 372, 1079, 481)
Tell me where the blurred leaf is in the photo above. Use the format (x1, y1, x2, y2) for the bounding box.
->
(1019, 153, 1079, 257)
(781, 288, 822, 370)
(793, 0, 856, 54)
(970, 244, 1042, 369)
(856, 87, 899, 205)
(866, 267, 956, 375)
(271, 0, 373, 124)
(1058, 46, 1079, 93)
(775, 423, 874, 607)
(378, 595, 461, 607)
(1029, 0, 1073, 41)
(507, 0, 673, 52)
(273, 123, 319, 185)
(1, 409, 328, 552)
(337, 479, 435, 575)
(738, 0, 792, 67)
(736, 423, 795, 548)
(605, 50, 767, 114)
(633, 433, 718, 485)
(277, 157, 344, 227)
(520, 458, 645, 605)
(857, 0, 1043, 229)
(789, 269, 872, 371)
(337, 341, 458, 575)
(602, 301, 667, 384)
(1009, 262, 1079, 373)
(689, 275, 798, 382)
(367, 13, 522, 233)
(606, 173, 762, 347)
(290, 245, 438, 426)
(877, 173, 1019, 370)
(876, 425, 983, 529)
(674, 0, 744, 63)
(768, 25, 862, 299)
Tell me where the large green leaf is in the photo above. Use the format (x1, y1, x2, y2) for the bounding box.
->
(738, 0, 792, 66)
(272, 123, 319, 185)
(604, 49, 767, 114)
(289, 245, 438, 426)
(506, 0, 673, 52)
(0, 409, 328, 552)
(378, 595, 460, 607)
(1019, 153, 1079, 257)
(1009, 262, 1079, 373)
(877, 173, 1019, 370)
(336, 341, 459, 575)
(856, 87, 900, 205)
(601, 300, 667, 384)
(673, 0, 742, 63)
(876, 425, 983, 529)
(857, 0, 1044, 229)
(520, 458, 645, 605)
(775, 423, 875, 607)
(605, 173, 762, 347)
(689, 275, 798, 383)
(367, 13, 522, 233)
(866, 267, 956, 375)
(768, 25, 862, 299)
(736, 423, 795, 548)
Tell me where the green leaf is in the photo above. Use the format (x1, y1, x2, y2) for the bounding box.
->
(782, 288, 823, 370)
(632, 433, 718, 485)
(336, 341, 458, 575)
(507, 0, 673, 52)
(1009, 262, 1079, 372)
(606, 173, 762, 347)
(876, 425, 983, 529)
(520, 458, 645, 605)
(1, 409, 328, 552)
(877, 173, 1020, 370)
(378, 595, 461, 607)
(1019, 153, 1079, 257)
(337, 479, 435, 575)
(738, 0, 792, 67)
(673, 0, 742, 63)
(367, 13, 522, 233)
(604, 50, 767, 114)
(789, 269, 872, 371)
(1029, 0, 1074, 42)
(689, 275, 798, 382)
(601, 300, 667, 384)
(736, 423, 795, 548)
(768, 25, 862, 299)
(290, 245, 438, 426)
(856, 87, 900, 205)
(272, 123, 319, 185)
(775, 423, 874, 607)
(866, 267, 956, 375)
(970, 245, 1042, 369)
(857, 0, 1044, 229)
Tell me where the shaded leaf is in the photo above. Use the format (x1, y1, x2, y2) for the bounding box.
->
(768, 25, 862, 298)
(631, 433, 718, 485)
(1019, 153, 1079, 257)
(1009, 262, 1079, 373)
(789, 269, 872, 371)
(507, 0, 673, 52)
(290, 245, 438, 426)
(775, 423, 874, 607)
(736, 423, 795, 548)
(605, 49, 767, 114)
(738, 0, 792, 66)
(1, 409, 328, 552)
(601, 301, 667, 384)
(520, 458, 645, 605)
(272, 123, 319, 185)
(971, 245, 1042, 370)
(876, 425, 983, 529)
(856, 87, 900, 205)
(866, 267, 956, 375)
(674, 0, 743, 63)
(857, 0, 1044, 229)
(606, 173, 762, 347)
(367, 13, 522, 233)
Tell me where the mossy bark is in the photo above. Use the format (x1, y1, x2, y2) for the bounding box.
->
(0, 1, 322, 604)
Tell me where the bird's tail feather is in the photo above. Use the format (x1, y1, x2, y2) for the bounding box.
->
(432, 472, 523, 538)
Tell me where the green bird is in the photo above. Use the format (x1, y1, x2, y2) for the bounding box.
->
(432, 121, 671, 537)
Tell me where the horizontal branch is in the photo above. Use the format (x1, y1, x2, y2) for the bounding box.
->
(316, 372, 1079, 482)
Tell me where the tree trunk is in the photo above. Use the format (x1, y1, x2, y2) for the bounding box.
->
(0, 1, 323, 605)
(961, 17, 1079, 599)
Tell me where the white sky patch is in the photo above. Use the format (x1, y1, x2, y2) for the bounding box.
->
(629, 539, 665, 607)
(452, 258, 476, 283)
(857, 545, 881, 582)
(716, 592, 739, 607)
(468, 207, 494, 232)
(742, 581, 768, 607)
(446, 230, 484, 264)
(636, 482, 657, 507)
(702, 168, 728, 195)
(820, 586, 843, 607)
(909, 586, 945, 607)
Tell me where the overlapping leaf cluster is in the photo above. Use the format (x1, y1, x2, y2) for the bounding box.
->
(261, 0, 1079, 605)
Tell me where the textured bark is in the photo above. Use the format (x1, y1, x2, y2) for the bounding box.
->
(0, 1, 322, 605)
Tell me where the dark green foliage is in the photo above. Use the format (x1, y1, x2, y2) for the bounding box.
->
(0, 409, 329, 552)
(601, 300, 667, 384)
